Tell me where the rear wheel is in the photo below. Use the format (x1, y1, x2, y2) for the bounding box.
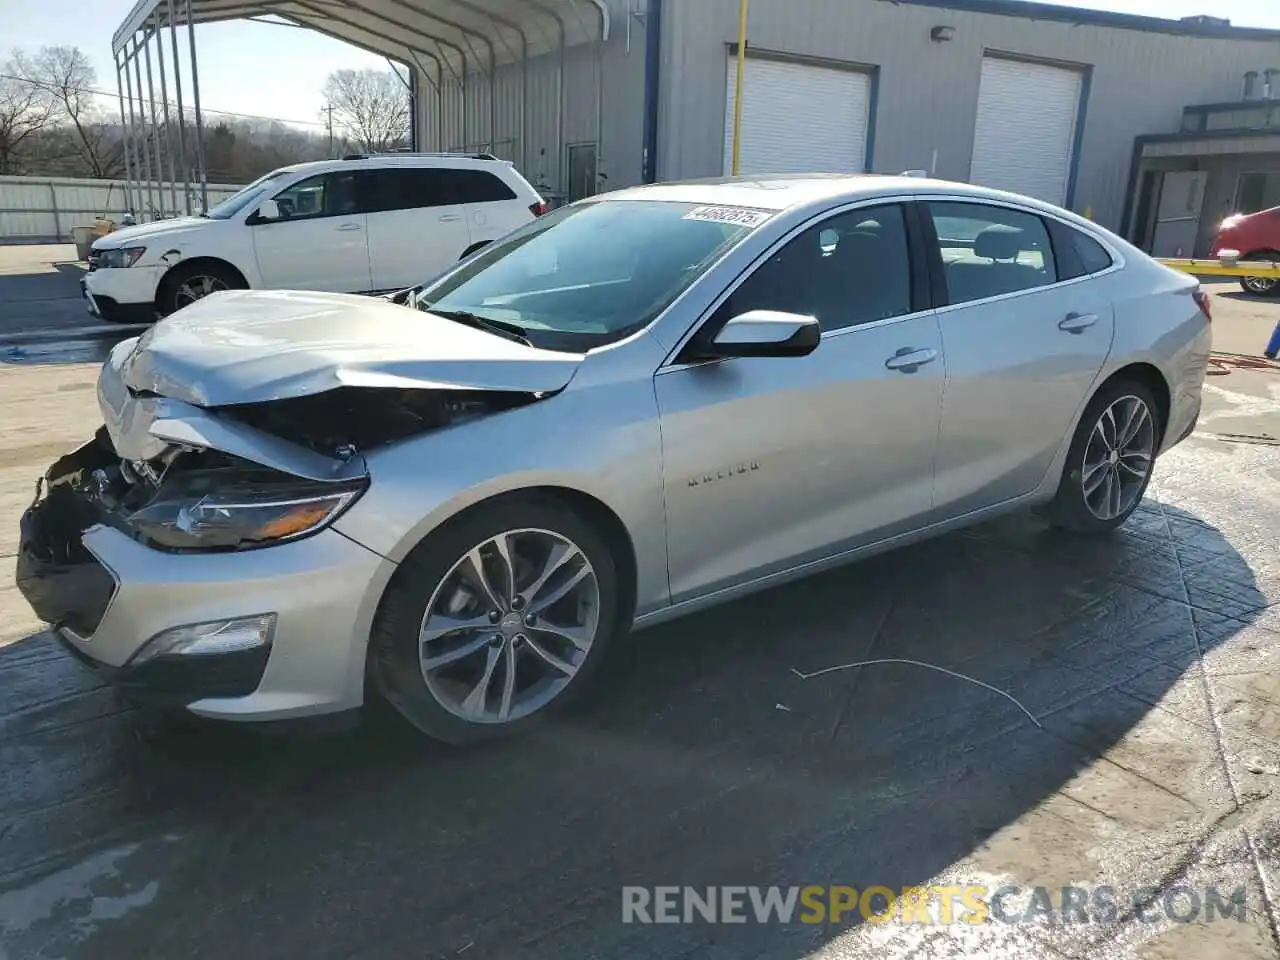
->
(1048, 379, 1162, 535)
(369, 495, 620, 743)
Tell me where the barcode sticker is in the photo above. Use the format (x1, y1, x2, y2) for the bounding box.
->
(682, 205, 773, 227)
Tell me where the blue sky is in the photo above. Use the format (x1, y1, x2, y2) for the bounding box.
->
(6, 0, 1279, 130)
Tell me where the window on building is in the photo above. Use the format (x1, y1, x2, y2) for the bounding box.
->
(926, 201, 1057, 304)
(1235, 172, 1280, 215)
(717, 204, 913, 333)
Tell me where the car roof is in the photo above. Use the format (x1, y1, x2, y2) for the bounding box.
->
(600, 174, 1063, 214)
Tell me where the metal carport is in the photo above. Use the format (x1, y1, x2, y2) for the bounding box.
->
(109, 0, 611, 218)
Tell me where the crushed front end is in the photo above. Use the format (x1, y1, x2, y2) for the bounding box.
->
(13, 330, 548, 722)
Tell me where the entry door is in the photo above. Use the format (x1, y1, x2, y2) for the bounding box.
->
(922, 200, 1114, 518)
(251, 171, 371, 292)
(567, 144, 598, 202)
(1150, 171, 1208, 258)
(655, 203, 943, 602)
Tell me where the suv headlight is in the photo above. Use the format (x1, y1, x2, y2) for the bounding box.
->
(97, 246, 147, 268)
(125, 473, 366, 551)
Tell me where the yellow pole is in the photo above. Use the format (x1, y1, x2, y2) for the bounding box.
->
(731, 0, 748, 175)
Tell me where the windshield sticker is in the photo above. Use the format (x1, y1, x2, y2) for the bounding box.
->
(683, 205, 773, 228)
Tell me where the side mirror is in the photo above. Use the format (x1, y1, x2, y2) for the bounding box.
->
(703, 310, 821, 359)
(254, 199, 281, 221)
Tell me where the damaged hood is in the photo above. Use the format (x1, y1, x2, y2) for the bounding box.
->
(116, 289, 584, 407)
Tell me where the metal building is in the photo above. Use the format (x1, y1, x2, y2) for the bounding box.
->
(111, 0, 1280, 243)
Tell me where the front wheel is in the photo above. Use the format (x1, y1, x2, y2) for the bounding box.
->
(1048, 380, 1162, 535)
(369, 495, 621, 743)
(157, 262, 244, 317)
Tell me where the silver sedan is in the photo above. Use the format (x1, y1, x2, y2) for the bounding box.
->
(15, 175, 1211, 741)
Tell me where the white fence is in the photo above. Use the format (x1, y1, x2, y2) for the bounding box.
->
(0, 175, 245, 243)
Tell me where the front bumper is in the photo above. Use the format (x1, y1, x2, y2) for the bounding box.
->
(14, 443, 396, 721)
(83, 266, 162, 321)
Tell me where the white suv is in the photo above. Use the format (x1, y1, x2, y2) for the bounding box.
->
(83, 153, 546, 322)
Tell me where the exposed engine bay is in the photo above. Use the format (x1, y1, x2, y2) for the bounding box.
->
(219, 386, 538, 458)
(48, 385, 541, 553)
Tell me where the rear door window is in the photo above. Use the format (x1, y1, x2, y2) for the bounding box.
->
(925, 201, 1057, 305)
(360, 168, 516, 213)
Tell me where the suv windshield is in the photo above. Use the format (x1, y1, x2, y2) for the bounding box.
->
(204, 171, 290, 220)
(414, 199, 770, 351)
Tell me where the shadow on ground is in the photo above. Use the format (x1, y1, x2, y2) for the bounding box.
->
(0, 500, 1268, 959)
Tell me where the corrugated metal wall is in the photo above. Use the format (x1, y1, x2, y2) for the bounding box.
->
(0, 176, 244, 242)
(415, 0, 648, 198)
(657, 0, 1280, 230)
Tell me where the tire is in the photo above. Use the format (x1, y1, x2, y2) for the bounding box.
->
(1239, 276, 1279, 297)
(369, 494, 621, 743)
(1237, 251, 1280, 298)
(1047, 378, 1163, 535)
(157, 261, 245, 317)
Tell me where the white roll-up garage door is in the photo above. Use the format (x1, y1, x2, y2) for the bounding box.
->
(723, 56, 870, 176)
(969, 56, 1082, 204)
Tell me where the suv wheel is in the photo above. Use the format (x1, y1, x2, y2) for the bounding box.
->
(369, 495, 621, 742)
(158, 262, 245, 316)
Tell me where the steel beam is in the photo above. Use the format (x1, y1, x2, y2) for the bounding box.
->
(129, 36, 157, 219)
(168, 2, 193, 214)
(113, 50, 136, 215)
(185, 0, 209, 210)
(153, 14, 180, 214)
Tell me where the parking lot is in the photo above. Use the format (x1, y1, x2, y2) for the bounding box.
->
(1, 243, 1279, 959)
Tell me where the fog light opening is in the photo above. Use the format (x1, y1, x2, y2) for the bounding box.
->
(132, 614, 276, 665)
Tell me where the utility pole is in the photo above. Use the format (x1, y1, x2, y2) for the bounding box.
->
(324, 103, 335, 157)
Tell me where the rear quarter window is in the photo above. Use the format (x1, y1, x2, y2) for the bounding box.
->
(1072, 232, 1114, 275)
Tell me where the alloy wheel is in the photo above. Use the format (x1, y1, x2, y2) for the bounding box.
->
(173, 274, 229, 308)
(1243, 276, 1278, 295)
(1081, 395, 1156, 521)
(418, 528, 600, 724)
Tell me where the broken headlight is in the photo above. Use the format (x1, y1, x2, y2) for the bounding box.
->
(125, 473, 366, 551)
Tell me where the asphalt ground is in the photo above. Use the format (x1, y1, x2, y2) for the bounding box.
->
(1, 243, 1279, 960)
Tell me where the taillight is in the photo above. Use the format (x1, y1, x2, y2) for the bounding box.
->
(1193, 287, 1213, 323)
(529, 199, 548, 217)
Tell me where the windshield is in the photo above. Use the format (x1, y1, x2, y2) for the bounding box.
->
(204, 171, 291, 220)
(414, 199, 771, 351)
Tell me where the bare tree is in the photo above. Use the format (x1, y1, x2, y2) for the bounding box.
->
(0, 52, 55, 174)
(26, 45, 124, 178)
(322, 69, 409, 154)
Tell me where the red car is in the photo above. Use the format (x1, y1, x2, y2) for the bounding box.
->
(1210, 207, 1280, 296)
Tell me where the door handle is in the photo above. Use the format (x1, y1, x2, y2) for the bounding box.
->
(336, 223, 362, 232)
(438, 214, 462, 222)
(884, 347, 938, 373)
(1059, 312, 1098, 334)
